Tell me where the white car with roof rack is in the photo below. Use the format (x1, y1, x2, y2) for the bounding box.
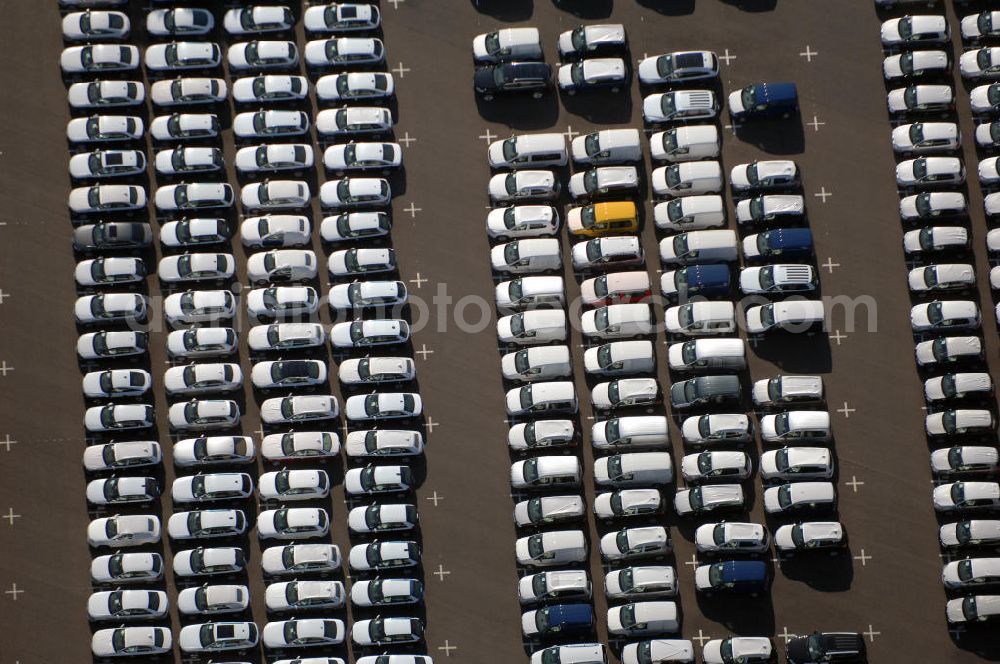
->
(263, 543, 341, 576)
(261, 432, 341, 462)
(316, 72, 394, 101)
(266, 580, 346, 611)
(260, 395, 339, 424)
(643, 89, 718, 123)
(883, 49, 949, 81)
(177, 584, 249, 616)
(172, 547, 246, 577)
(316, 107, 393, 137)
(339, 356, 416, 385)
(931, 446, 1000, 476)
(638, 50, 718, 84)
(518, 570, 592, 605)
(487, 205, 560, 240)
(514, 495, 586, 528)
(591, 378, 660, 411)
(508, 420, 577, 452)
(695, 521, 769, 554)
(345, 429, 424, 458)
(233, 110, 309, 139)
(774, 521, 846, 553)
(305, 37, 384, 67)
(739, 264, 815, 294)
(681, 414, 752, 445)
(83, 440, 163, 473)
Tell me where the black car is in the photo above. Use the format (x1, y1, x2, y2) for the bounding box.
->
(474, 61, 552, 100)
(670, 375, 742, 410)
(786, 632, 866, 664)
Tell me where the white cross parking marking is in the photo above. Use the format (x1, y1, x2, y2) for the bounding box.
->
(0, 361, 14, 376)
(815, 187, 833, 203)
(691, 629, 712, 647)
(0, 435, 17, 452)
(863, 625, 881, 642)
(854, 549, 872, 566)
(778, 627, 798, 644)
(409, 273, 427, 288)
(392, 62, 411, 78)
(404, 203, 422, 218)
(398, 132, 417, 148)
(478, 129, 497, 143)
(684, 553, 699, 569)
(719, 49, 737, 65)
(416, 344, 434, 360)
(562, 125, 580, 141)
(799, 46, 819, 62)
(387, 0, 404, 8)
(807, 115, 826, 131)
(2, 508, 19, 526)
(424, 416, 438, 432)
(830, 329, 847, 346)
(0, 290, 9, 304)
(433, 564, 451, 580)
(822, 258, 840, 273)
(837, 401, 856, 418)
(427, 491, 444, 506)
(438, 640, 458, 656)
(845, 476, 864, 492)
(5, 583, 23, 600)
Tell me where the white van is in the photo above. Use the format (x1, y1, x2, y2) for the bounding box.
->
(654, 195, 726, 231)
(581, 304, 654, 339)
(473, 27, 543, 63)
(510, 455, 581, 488)
(497, 309, 567, 345)
(506, 381, 579, 416)
(531, 644, 607, 664)
(735, 194, 805, 225)
(496, 276, 565, 311)
(594, 452, 674, 487)
(489, 133, 568, 170)
(592, 416, 670, 450)
(745, 300, 825, 334)
(571, 128, 643, 165)
(583, 340, 655, 375)
(760, 410, 832, 443)
(501, 345, 573, 382)
(621, 640, 694, 664)
(659, 230, 738, 265)
(667, 338, 746, 372)
(652, 161, 723, 197)
(491, 238, 562, 274)
(664, 301, 736, 336)
(650, 125, 721, 162)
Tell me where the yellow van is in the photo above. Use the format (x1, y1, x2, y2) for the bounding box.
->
(567, 201, 638, 238)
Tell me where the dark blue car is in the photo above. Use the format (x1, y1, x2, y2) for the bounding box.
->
(697, 560, 769, 595)
(525, 603, 595, 638)
(729, 82, 799, 120)
(663, 264, 732, 299)
(744, 228, 813, 261)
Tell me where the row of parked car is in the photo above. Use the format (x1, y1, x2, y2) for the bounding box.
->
(473, 20, 858, 659)
(875, 3, 1000, 632)
(61, 1, 432, 661)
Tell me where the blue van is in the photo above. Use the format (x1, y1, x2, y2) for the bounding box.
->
(695, 560, 769, 595)
(743, 228, 813, 261)
(524, 603, 595, 638)
(728, 82, 799, 120)
(663, 264, 732, 300)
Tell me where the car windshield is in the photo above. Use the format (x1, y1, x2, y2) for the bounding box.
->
(596, 344, 614, 368)
(918, 226, 935, 250)
(774, 412, 790, 436)
(484, 32, 501, 55)
(759, 266, 776, 290)
(980, 49, 994, 71)
(708, 563, 725, 587)
(964, 596, 979, 621)
(527, 498, 544, 523)
(585, 133, 601, 156)
(608, 380, 620, 404)
(673, 234, 689, 256)
(760, 304, 776, 328)
(926, 301, 944, 324)
(913, 158, 929, 180)
(777, 485, 794, 508)
(684, 381, 699, 401)
(903, 85, 918, 108)
(606, 419, 620, 443)
(501, 139, 518, 162)
(660, 94, 676, 116)
(899, 52, 914, 75)
(508, 313, 526, 337)
(610, 492, 624, 514)
(528, 534, 545, 558)
(943, 409, 958, 433)
(571, 62, 586, 85)
(898, 16, 913, 40)
(678, 304, 695, 329)
(741, 85, 757, 109)
(595, 308, 610, 331)
(513, 350, 533, 374)
(570, 28, 586, 52)
(909, 123, 925, 144)
(991, 122, 1000, 145)
(665, 165, 682, 187)
(941, 373, 957, 397)
(522, 457, 539, 482)
(958, 559, 975, 582)
(580, 205, 598, 229)
(957, 520, 973, 544)
(584, 170, 599, 193)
